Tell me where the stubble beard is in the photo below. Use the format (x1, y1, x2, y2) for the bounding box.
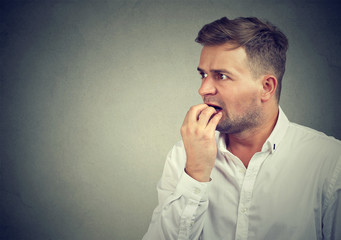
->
(216, 104, 262, 134)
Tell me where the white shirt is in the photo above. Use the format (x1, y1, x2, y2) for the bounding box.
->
(143, 108, 341, 240)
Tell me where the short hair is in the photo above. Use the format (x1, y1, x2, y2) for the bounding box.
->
(195, 17, 288, 102)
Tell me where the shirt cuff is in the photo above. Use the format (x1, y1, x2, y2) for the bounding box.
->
(175, 170, 210, 202)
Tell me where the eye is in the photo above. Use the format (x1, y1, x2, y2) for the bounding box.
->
(217, 73, 229, 80)
(199, 72, 208, 79)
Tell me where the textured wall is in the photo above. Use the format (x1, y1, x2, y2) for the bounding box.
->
(1, 1, 340, 239)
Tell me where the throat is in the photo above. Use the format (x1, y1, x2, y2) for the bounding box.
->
(228, 144, 259, 168)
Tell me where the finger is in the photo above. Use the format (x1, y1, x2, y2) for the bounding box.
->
(197, 107, 217, 126)
(206, 112, 223, 132)
(183, 104, 209, 124)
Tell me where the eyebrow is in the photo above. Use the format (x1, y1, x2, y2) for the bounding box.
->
(197, 67, 234, 76)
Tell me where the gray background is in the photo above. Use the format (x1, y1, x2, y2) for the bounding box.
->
(1, 0, 340, 239)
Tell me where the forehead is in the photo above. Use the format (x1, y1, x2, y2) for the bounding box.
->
(199, 43, 250, 75)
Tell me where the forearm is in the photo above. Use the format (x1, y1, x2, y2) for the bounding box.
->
(144, 103, 219, 239)
(143, 171, 210, 240)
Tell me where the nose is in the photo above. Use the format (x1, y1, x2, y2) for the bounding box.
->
(198, 76, 217, 96)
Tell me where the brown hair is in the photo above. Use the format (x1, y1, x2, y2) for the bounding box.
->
(196, 17, 288, 102)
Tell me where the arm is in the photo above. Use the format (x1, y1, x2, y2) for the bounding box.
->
(142, 146, 210, 240)
(322, 156, 341, 240)
(143, 104, 222, 240)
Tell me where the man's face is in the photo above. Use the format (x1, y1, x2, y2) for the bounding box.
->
(197, 43, 264, 134)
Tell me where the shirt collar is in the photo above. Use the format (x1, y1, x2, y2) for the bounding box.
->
(264, 106, 289, 154)
(217, 106, 290, 154)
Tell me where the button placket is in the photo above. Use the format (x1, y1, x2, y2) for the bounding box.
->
(235, 152, 269, 240)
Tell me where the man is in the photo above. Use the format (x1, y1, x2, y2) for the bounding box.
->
(143, 17, 341, 240)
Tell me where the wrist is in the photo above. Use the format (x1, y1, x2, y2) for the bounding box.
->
(185, 167, 212, 182)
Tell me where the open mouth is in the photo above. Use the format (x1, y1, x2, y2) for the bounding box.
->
(207, 104, 223, 112)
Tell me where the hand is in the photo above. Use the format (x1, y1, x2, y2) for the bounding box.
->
(180, 104, 223, 182)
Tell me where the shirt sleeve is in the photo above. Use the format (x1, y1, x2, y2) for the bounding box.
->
(142, 143, 211, 240)
(322, 155, 341, 240)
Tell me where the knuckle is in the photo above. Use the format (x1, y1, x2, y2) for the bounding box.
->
(181, 126, 189, 134)
(189, 104, 207, 113)
(181, 125, 196, 136)
(202, 132, 212, 140)
(194, 128, 202, 136)
(205, 107, 215, 114)
(201, 110, 211, 117)
(189, 106, 197, 112)
(200, 111, 209, 117)
(180, 126, 185, 135)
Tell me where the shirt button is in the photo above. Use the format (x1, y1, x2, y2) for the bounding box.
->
(239, 168, 246, 174)
(241, 208, 247, 213)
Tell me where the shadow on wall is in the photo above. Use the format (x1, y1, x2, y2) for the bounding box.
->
(0, 0, 340, 239)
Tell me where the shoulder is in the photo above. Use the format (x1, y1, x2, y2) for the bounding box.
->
(281, 122, 341, 187)
(277, 121, 341, 174)
(285, 122, 341, 154)
(281, 122, 341, 201)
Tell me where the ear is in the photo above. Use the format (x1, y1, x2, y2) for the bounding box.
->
(261, 75, 277, 102)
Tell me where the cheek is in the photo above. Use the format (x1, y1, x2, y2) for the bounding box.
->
(222, 87, 260, 111)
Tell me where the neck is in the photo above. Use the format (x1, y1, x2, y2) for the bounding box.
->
(227, 107, 279, 168)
